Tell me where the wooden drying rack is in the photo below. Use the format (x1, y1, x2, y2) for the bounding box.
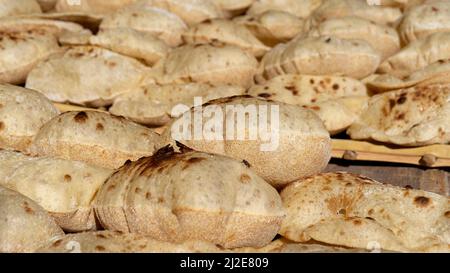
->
(54, 103, 450, 168)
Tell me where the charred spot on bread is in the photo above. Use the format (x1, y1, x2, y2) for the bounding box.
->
(240, 174, 251, 184)
(73, 111, 88, 123)
(258, 93, 272, 98)
(96, 123, 104, 131)
(242, 160, 251, 168)
(414, 196, 430, 207)
(22, 201, 34, 215)
(285, 85, 298, 95)
(64, 174, 72, 182)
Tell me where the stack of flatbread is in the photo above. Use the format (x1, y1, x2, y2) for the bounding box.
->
(0, 0, 448, 254)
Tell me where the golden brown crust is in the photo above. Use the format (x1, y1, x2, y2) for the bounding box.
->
(95, 147, 284, 248)
(30, 111, 162, 169)
(280, 172, 450, 252)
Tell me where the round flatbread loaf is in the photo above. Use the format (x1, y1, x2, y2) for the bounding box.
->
(246, 0, 322, 18)
(234, 10, 305, 46)
(100, 4, 188, 47)
(248, 74, 368, 105)
(368, 59, 450, 92)
(26, 46, 149, 107)
(38, 231, 226, 253)
(150, 44, 258, 89)
(312, 0, 402, 25)
(0, 17, 87, 36)
(399, 1, 450, 43)
(304, 97, 369, 135)
(109, 83, 244, 126)
(182, 19, 269, 57)
(0, 28, 61, 85)
(30, 111, 163, 169)
(24, 12, 104, 31)
(142, 0, 225, 26)
(161, 96, 332, 187)
(0, 186, 63, 253)
(89, 28, 169, 66)
(0, 84, 59, 153)
(95, 146, 284, 248)
(306, 16, 400, 61)
(256, 36, 381, 83)
(347, 84, 450, 146)
(247, 75, 369, 134)
(0, 150, 113, 232)
(279, 172, 450, 252)
(378, 32, 450, 78)
(0, 0, 42, 18)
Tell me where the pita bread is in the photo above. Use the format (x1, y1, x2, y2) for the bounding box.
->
(347, 84, 450, 146)
(95, 146, 284, 248)
(248, 74, 369, 104)
(100, 4, 188, 47)
(0, 17, 86, 36)
(140, 0, 225, 26)
(90, 28, 170, 65)
(25, 46, 149, 107)
(109, 83, 244, 126)
(399, 1, 450, 44)
(0, 85, 59, 153)
(150, 44, 258, 89)
(0, 0, 42, 18)
(378, 32, 450, 78)
(256, 36, 381, 83)
(55, 0, 137, 14)
(160, 96, 331, 187)
(234, 11, 305, 47)
(30, 111, 163, 169)
(0, 28, 61, 85)
(246, 0, 322, 18)
(24, 12, 104, 31)
(182, 19, 269, 57)
(247, 74, 369, 134)
(306, 16, 400, 61)
(0, 185, 63, 253)
(304, 97, 370, 135)
(280, 172, 450, 252)
(37, 0, 57, 12)
(38, 231, 227, 253)
(368, 59, 450, 92)
(0, 150, 113, 232)
(312, 0, 403, 25)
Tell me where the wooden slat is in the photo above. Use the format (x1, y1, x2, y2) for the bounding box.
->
(326, 162, 449, 196)
(332, 139, 450, 168)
